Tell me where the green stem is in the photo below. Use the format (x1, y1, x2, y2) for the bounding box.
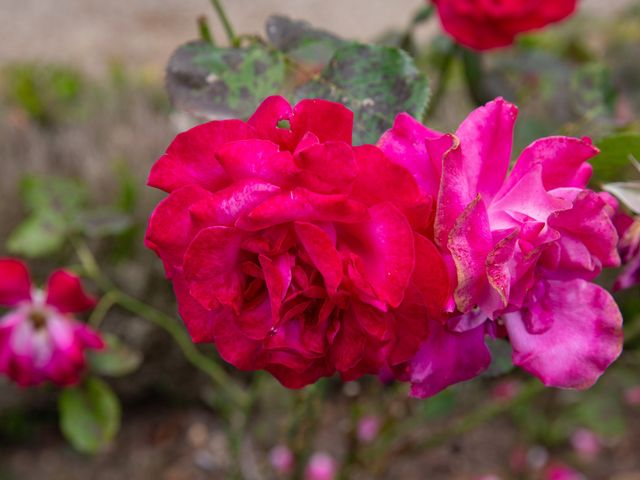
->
(72, 240, 249, 409)
(369, 380, 545, 474)
(424, 42, 457, 120)
(209, 0, 238, 47)
(461, 48, 492, 107)
(88, 291, 119, 329)
(198, 15, 215, 45)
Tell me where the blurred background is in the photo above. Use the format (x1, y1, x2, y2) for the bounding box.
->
(1, 1, 640, 479)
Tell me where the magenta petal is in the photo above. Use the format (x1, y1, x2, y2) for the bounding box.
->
(45, 270, 96, 314)
(183, 226, 244, 311)
(447, 196, 493, 312)
(455, 98, 518, 202)
(216, 139, 298, 185)
(294, 222, 343, 293)
(505, 279, 623, 389)
(408, 321, 491, 398)
(296, 141, 357, 194)
(340, 202, 415, 308)
(507, 136, 597, 192)
(237, 188, 368, 231)
(377, 113, 444, 197)
(0, 258, 32, 306)
(148, 119, 255, 192)
(172, 273, 217, 343)
(291, 99, 353, 145)
(247, 96, 295, 149)
(189, 179, 281, 229)
(145, 185, 215, 276)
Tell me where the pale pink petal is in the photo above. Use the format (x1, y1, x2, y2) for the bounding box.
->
(505, 279, 623, 389)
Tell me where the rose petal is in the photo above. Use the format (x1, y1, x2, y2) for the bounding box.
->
(45, 270, 96, 314)
(294, 222, 343, 293)
(505, 279, 623, 389)
(148, 119, 255, 192)
(0, 258, 32, 306)
(296, 141, 357, 194)
(408, 321, 491, 398)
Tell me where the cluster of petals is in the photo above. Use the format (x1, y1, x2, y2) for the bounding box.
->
(146, 96, 449, 388)
(431, 0, 577, 51)
(147, 94, 623, 395)
(379, 97, 623, 397)
(0, 259, 103, 387)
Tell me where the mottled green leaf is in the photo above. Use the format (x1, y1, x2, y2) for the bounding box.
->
(89, 334, 142, 377)
(20, 175, 87, 216)
(265, 15, 345, 68)
(77, 209, 134, 238)
(295, 43, 430, 145)
(6, 210, 67, 258)
(166, 41, 287, 119)
(593, 133, 640, 183)
(58, 377, 121, 454)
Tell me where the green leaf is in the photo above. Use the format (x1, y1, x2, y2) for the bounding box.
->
(6, 210, 67, 257)
(166, 41, 287, 120)
(603, 181, 640, 213)
(77, 209, 134, 238)
(20, 175, 87, 215)
(482, 338, 515, 378)
(58, 377, 121, 454)
(89, 334, 142, 377)
(265, 15, 345, 68)
(593, 133, 640, 183)
(420, 388, 456, 419)
(295, 43, 430, 145)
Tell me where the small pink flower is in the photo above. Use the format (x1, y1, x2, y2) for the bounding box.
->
(305, 452, 336, 480)
(491, 379, 521, 402)
(570, 428, 601, 459)
(269, 445, 294, 475)
(0, 259, 103, 387)
(624, 385, 640, 406)
(544, 464, 585, 480)
(356, 415, 381, 443)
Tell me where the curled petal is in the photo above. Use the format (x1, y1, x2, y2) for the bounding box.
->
(0, 258, 32, 306)
(296, 141, 357, 194)
(148, 119, 255, 192)
(236, 188, 368, 231)
(145, 185, 215, 276)
(183, 226, 244, 311)
(408, 321, 491, 398)
(291, 99, 353, 145)
(505, 279, 623, 389)
(45, 270, 96, 314)
(294, 222, 343, 293)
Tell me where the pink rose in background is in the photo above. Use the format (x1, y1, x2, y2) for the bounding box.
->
(356, 415, 381, 443)
(570, 428, 601, 459)
(431, 0, 578, 51)
(305, 452, 336, 480)
(379, 98, 623, 397)
(0, 259, 102, 387)
(269, 445, 294, 475)
(146, 96, 450, 389)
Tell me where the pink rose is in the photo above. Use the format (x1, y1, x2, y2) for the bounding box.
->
(0, 259, 103, 387)
(380, 98, 623, 397)
(431, 0, 577, 50)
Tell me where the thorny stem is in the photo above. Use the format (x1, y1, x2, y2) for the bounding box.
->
(72, 239, 250, 409)
(209, 0, 239, 47)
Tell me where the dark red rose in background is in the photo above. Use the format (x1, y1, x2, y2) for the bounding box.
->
(145, 96, 450, 388)
(432, 0, 578, 51)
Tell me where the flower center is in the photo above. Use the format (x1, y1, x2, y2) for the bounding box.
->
(28, 309, 48, 330)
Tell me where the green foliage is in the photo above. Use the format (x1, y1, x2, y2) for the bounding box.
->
(166, 41, 287, 119)
(58, 377, 121, 454)
(6, 176, 87, 258)
(165, 16, 430, 146)
(594, 133, 640, 183)
(89, 334, 143, 377)
(1, 64, 85, 125)
(296, 43, 430, 145)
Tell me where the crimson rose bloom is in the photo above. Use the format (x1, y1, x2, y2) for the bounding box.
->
(432, 0, 577, 51)
(146, 96, 449, 388)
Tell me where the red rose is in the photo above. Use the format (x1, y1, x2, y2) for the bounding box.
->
(432, 0, 577, 50)
(146, 96, 449, 388)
